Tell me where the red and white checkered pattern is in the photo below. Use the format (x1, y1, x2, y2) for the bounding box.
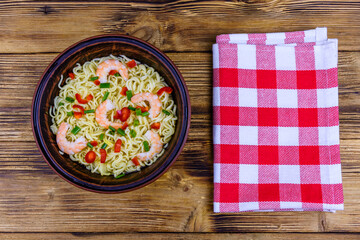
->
(213, 28, 344, 212)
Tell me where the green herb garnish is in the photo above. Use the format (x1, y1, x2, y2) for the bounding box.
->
(117, 128, 126, 136)
(143, 141, 150, 152)
(84, 109, 95, 114)
(162, 109, 171, 115)
(71, 126, 81, 135)
(99, 133, 105, 140)
(126, 90, 132, 101)
(128, 106, 136, 111)
(115, 173, 125, 178)
(102, 91, 109, 102)
(135, 108, 142, 116)
(100, 83, 110, 88)
(130, 129, 136, 138)
(65, 97, 75, 103)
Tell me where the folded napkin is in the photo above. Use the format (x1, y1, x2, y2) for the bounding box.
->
(213, 28, 344, 212)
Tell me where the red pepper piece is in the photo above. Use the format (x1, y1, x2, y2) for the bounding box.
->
(150, 122, 161, 129)
(132, 157, 140, 166)
(100, 149, 107, 163)
(109, 70, 117, 75)
(119, 107, 130, 122)
(73, 112, 83, 119)
(86, 94, 93, 101)
(75, 93, 92, 104)
(114, 110, 121, 120)
(126, 60, 137, 68)
(157, 87, 173, 96)
(72, 104, 85, 114)
(120, 86, 128, 96)
(136, 106, 149, 113)
(90, 141, 98, 147)
(94, 80, 100, 86)
(85, 150, 96, 163)
(121, 122, 128, 130)
(69, 73, 75, 80)
(114, 111, 121, 120)
(114, 139, 122, 153)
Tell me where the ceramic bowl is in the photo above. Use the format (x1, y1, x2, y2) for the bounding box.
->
(32, 35, 190, 193)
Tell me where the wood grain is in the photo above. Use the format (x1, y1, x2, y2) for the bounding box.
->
(0, 1, 359, 53)
(0, 52, 360, 232)
(1, 233, 360, 240)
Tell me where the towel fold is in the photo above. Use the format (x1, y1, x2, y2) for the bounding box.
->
(213, 28, 344, 212)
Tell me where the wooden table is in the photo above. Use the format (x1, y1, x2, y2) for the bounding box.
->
(1, 1, 359, 239)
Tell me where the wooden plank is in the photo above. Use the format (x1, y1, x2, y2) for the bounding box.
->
(0, 233, 360, 240)
(0, 52, 360, 232)
(0, 1, 359, 53)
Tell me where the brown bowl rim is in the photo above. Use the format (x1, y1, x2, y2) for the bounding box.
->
(31, 34, 191, 193)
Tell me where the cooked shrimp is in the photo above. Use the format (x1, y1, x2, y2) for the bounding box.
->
(56, 122, 87, 155)
(137, 130, 163, 161)
(131, 92, 161, 119)
(95, 100, 124, 129)
(96, 59, 128, 83)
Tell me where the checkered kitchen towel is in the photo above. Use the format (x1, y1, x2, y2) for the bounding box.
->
(213, 28, 344, 212)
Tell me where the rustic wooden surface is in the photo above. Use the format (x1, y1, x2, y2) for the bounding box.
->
(1, 0, 360, 239)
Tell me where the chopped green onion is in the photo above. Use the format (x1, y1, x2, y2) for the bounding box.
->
(101, 143, 107, 149)
(135, 108, 142, 116)
(109, 126, 116, 132)
(58, 102, 64, 106)
(100, 83, 110, 88)
(130, 129, 136, 138)
(87, 142, 93, 148)
(117, 128, 126, 136)
(67, 111, 74, 116)
(114, 72, 120, 77)
(126, 90, 133, 101)
(128, 106, 136, 111)
(99, 133, 105, 141)
(142, 112, 149, 117)
(162, 109, 171, 115)
(84, 109, 95, 114)
(109, 131, 115, 135)
(115, 173, 125, 178)
(65, 97, 75, 103)
(71, 126, 81, 135)
(143, 141, 150, 152)
(90, 76, 99, 81)
(102, 91, 109, 102)
(133, 119, 140, 126)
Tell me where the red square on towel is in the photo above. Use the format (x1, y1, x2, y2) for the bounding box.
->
(298, 108, 318, 127)
(219, 68, 238, 88)
(257, 70, 277, 89)
(297, 70, 317, 89)
(259, 184, 280, 202)
(301, 184, 323, 203)
(220, 183, 239, 203)
(258, 108, 278, 126)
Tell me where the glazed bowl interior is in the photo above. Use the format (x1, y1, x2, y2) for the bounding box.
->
(32, 36, 190, 192)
